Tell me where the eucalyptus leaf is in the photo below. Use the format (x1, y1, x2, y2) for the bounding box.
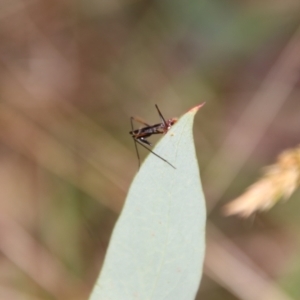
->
(90, 104, 206, 300)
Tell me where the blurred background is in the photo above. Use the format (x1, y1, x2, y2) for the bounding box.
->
(0, 0, 300, 299)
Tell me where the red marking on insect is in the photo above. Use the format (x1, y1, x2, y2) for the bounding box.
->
(129, 104, 177, 169)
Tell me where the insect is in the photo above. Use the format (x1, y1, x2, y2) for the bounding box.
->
(129, 104, 177, 169)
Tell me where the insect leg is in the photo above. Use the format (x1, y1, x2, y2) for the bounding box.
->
(135, 139, 176, 169)
(130, 117, 141, 168)
(131, 116, 151, 127)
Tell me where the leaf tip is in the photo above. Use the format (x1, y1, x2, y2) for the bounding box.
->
(189, 102, 205, 114)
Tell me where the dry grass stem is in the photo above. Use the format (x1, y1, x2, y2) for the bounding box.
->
(223, 145, 300, 217)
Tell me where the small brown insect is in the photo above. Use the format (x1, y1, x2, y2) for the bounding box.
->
(129, 105, 177, 169)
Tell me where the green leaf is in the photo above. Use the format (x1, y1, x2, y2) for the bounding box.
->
(90, 104, 206, 300)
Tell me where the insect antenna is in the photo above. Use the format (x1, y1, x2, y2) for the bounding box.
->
(155, 104, 167, 127)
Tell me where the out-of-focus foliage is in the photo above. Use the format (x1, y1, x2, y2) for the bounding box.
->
(224, 145, 300, 217)
(0, 0, 300, 299)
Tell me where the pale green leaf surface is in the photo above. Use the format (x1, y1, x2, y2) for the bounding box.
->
(90, 105, 206, 300)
